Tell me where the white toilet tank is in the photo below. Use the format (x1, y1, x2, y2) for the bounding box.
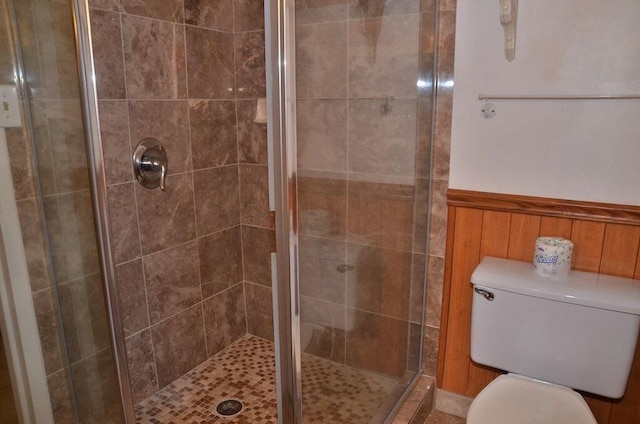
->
(470, 257, 640, 399)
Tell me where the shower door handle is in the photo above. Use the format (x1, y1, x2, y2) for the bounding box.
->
(133, 138, 168, 191)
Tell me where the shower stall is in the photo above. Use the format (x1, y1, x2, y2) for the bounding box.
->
(0, 0, 438, 422)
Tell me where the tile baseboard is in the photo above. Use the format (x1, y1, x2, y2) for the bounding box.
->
(435, 389, 473, 419)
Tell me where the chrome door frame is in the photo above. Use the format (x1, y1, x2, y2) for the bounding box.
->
(70, 1, 135, 422)
(266, 0, 303, 422)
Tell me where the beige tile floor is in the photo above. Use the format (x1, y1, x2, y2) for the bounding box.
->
(135, 335, 405, 423)
(424, 410, 466, 424)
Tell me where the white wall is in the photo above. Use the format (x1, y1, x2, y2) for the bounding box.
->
(449, 0, 640, 205)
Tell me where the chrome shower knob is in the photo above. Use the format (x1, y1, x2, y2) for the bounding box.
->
(133, 138, 168, 191)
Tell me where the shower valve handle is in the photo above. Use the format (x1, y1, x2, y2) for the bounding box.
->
(133, 138, 168, 191)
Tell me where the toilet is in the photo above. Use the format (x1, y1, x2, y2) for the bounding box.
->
(467, 257, 640, 424)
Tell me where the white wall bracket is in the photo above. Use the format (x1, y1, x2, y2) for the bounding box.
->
(481, 100, 497, 119)
(500, 0, 518, 62)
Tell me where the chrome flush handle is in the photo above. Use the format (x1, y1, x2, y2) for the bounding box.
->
(474, 287, 495, 301)
(133, 138, 168, 191)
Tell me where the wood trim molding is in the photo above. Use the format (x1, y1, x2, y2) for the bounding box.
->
(436, 206, 457, 387)
(448, 189, 640, 226)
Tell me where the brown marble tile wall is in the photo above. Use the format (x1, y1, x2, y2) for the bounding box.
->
(88, 0, 270, 404)
(245, 282, 275, 341)
(294, 0, 438, 379)
(8, 111, 84, 423)
(423, 0, 456, 379)
(232, 0, 275, 343)
(298, 175, 424, 378)
(15, 0, 80, 101)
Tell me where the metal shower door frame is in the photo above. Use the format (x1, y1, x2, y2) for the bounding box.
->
(70, 1, 135, 422)
(265, 0, 304, 422)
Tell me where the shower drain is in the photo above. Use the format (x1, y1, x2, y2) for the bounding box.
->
(214, 399, 244, 418)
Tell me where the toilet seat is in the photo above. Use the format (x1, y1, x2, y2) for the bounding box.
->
(467, 374, 597, 424)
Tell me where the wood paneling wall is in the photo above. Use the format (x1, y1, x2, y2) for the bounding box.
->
(437, 190, 640, 424)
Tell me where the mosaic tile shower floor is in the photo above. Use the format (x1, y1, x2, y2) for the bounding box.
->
(135, 335, 401, 423)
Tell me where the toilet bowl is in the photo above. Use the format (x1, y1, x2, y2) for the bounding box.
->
(467, 257, 640, 424)
(467, 374, 596, 424)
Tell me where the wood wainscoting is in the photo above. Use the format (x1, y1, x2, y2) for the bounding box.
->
(437, 189, 640, 424)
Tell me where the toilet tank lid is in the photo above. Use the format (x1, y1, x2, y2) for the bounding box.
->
(471, 257, 640, 315)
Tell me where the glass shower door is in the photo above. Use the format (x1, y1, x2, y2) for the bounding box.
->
(2, 0, 127, 422)
(293, 0, 436, 421)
